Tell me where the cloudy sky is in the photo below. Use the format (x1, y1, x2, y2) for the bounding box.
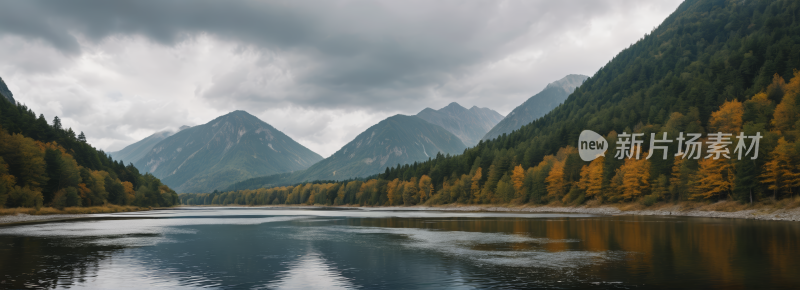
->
(0, 0, 683, 157)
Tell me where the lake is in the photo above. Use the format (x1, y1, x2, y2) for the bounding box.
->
(1, 207, 799, 289)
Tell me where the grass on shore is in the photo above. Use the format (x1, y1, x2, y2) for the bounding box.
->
(0, 205, 152, 216)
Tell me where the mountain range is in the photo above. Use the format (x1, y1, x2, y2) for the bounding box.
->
(416, 102, 504, 147)
(132, 110, 323, 193)
(482, 74, 588, 141)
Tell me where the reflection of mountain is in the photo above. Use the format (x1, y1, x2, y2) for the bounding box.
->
(266, 252, 354, 289)
(3, 209, 800, 288)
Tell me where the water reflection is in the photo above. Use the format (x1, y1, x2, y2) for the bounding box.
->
(0, 208, 798, 289)
(264, 252, 355, 290)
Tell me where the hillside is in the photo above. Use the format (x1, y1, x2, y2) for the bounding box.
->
(482, 74, 588, 141)
(0, 77, 15, 104)
(110, 129, 181, 165)
(226, 114, 467, 190)
(416, 102, 504, 147)
(134, 110, 322, 193)
(0, 79, 178, 208)
(293, 114, 466, 182)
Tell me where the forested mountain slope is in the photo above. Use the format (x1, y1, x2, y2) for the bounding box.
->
(185, 0, 800, 207)
(134, 110, 323, 193)
(0, 80, 178, 208)
(416, 102, 504, 147)
(482, 74, 587, 141)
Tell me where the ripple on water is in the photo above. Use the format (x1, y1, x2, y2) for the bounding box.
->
(304, 226, 630, 269)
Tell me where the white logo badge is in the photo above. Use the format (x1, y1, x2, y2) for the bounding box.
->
(579, 130, 607, 162)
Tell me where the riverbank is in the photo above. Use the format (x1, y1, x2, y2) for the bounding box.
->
(4, 200, 799, 225)
(0, 205, 154, 226)
(395, 200, 800, 222)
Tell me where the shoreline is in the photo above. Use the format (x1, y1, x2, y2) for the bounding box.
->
(0, 206, 159, 226)
(180, 201, 800, 222)
(399, 203, 800, 222)
(0, 213, 95, 226)
(2, 202, 798, 226)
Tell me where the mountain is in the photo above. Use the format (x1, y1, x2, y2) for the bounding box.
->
(110, 125, 192, 164)
(415, 102, 504, 147)
(240, 114, 467, 186)
(134, 110, 323, 193)
(111, 130, 176, 165)
(482, 74, 588, 141)
(0, 77, 15, 104)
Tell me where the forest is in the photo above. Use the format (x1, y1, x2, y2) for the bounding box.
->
(180, 0, 800, 208)
(0, 98, 179, 209)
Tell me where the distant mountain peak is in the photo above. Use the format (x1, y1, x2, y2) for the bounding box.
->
(291, 114, 466, 182)
(483, 74, 588, 141)
(415, 102, 503, 147)
(179, 125, 191, 131)
(443, 102, 466, 109)
(132, 110, 322, 193)
(545, 74, 589, 93)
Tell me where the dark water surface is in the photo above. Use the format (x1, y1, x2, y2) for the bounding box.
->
(1, 207, 798, 289)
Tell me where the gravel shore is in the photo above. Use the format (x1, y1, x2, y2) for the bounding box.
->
(0, 213, 91, 226)
(400, 204, 800, 222)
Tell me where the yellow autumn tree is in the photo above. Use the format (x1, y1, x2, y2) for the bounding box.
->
(709, 99, 744, 133)
(760, 137, 800, 199)
(545, 160, 566, 200)
(511, 165, 526, 203)
(577, 156, 604, 198)
(690, 157, 735, 200)
(618, 147, 650, 200)
(418, 175, 432, 203)
(470, 167, 482, 203)
(386, 178, 401, 206)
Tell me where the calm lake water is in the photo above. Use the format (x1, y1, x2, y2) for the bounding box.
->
(1, 207, 799, 289)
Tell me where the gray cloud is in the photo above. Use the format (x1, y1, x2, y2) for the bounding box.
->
(0, 0, 682, 156)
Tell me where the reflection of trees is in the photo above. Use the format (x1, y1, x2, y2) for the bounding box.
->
(2, 217, 798, 289)
(0, 235, 124, 289)
(345, 216, 800, 288)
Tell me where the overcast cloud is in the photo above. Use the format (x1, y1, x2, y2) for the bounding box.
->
(0, 0, 683, 157)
